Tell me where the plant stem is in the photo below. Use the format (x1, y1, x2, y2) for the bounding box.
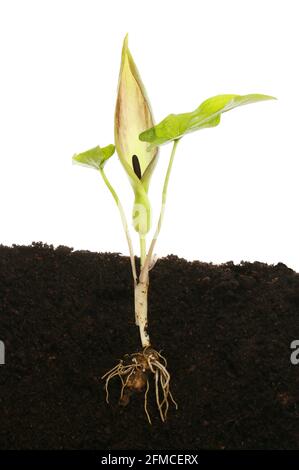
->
(135, 139, 179, 348)
(139, 234, 146, 270)
(140, 139, 180, 283)
(100, 168, 137, 285)
(135, 275, 150, 347)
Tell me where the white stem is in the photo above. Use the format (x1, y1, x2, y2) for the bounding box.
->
(134, 270, 150, 348)
(135, 140, 180, 347)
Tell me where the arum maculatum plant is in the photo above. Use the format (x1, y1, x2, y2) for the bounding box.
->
(73, 34, 275, 423)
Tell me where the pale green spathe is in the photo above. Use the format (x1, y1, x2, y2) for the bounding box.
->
(115, 35, 158, 235)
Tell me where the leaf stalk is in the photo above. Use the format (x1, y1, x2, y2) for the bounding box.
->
(140, 139, 180, 283)
(99, 168, 137, 285)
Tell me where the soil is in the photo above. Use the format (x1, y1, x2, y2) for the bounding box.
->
(0, 242, 298, 450)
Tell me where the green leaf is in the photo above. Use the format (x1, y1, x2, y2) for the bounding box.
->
(72, 144, 115, 170)
(139, 94, 276, 147)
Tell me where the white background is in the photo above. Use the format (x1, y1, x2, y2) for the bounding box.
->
(0, 0, 298, 270)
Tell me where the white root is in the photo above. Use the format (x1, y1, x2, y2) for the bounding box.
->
(101, 348, 177, 423)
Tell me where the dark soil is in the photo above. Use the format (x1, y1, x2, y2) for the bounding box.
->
(0, 242, 298, 450)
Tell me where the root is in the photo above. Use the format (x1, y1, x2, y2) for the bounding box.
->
(101, 347, 178, 424)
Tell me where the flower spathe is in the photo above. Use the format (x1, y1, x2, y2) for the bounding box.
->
(115, 34, 158, 234)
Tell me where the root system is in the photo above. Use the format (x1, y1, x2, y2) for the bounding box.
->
(102, 347, 178, 424)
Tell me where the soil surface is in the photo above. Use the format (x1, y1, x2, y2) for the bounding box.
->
(0, 243, 298, 450)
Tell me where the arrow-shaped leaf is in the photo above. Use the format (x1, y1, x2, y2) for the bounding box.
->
(72, 144, 115, 170)
(139, 94, 276, 147)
